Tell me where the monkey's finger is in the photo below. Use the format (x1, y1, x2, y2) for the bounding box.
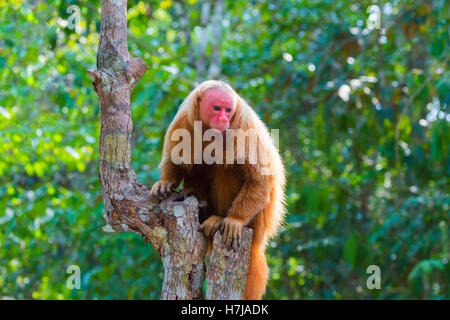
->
(231, 226, 237, 243)
(161, 183, 169, 196)
(214, 219, 223, 233)
(199, 221, 208, 234)
(204, 220, 214, 238)
(226, 239, 232, 251)
(205, 223, 214, 238)
(154, 184, 162, 197)
(231, 238, 238, 253)
(233, 226, 241, 250)
(203, 225, 210, 237)
(211, 221, 222, 237)
(158, 182, 166, 196)
(228, 225, 236, 247)
(238, 227, 242, 247)
(150, 184, 158, 197)
(221, 223, 227, 238)
(204, 225, 214, 238)
(225, 235, 232, 248)
(222, 226, 228, 245)
(150, 182, 159, 193)
(227, 235, 237, 252)
(225, 226, 234, 247)
(163, 182, 175, 197)
(223, 224, 231, 246)
(160, 184, 166, 196)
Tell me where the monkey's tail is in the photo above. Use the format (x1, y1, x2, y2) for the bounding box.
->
(263, 172, 286, 239)
(244, 243, 268, 300)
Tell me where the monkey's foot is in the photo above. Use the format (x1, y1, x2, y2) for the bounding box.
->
(199, 215, 224, 239)
(177, 189, 208, 216)
(220, 217, 244, 252)
(177, 188, 198, 201)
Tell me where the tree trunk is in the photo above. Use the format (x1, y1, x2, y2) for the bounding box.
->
(88, 0, 251, 300)
(206, 229, 253, 300)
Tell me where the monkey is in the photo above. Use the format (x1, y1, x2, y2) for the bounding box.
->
(150, 80, 286, 300)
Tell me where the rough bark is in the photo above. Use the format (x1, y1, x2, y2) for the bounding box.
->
(89, 0, 251, 300)
(206, 229, 253, 300)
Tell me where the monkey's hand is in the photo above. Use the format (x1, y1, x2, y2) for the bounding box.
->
(220, 217, 244, 252)
(149, 180, 176, 199)
(199, 215, 224, 238)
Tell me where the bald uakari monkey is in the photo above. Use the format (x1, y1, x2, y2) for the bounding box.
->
(150, 80, 286, 300)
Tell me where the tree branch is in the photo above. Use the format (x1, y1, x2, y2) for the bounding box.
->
(89, 0, 251, 300)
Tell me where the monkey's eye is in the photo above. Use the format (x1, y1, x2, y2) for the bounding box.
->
(213, 106, 220, 111)
(225, 108, 232, 113)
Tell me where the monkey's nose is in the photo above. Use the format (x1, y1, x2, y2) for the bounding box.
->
(217, 115, 228, 124)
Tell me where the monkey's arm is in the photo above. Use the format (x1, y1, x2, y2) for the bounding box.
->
(150, 117, 186, 198)
(221, 170, 271, 250)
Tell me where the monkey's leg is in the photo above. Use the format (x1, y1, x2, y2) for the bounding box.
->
(183, 178, 211, 222)
(200, 215, 224, 238)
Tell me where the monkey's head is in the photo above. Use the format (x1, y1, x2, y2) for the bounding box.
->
(183, 80, 244, 132)
(198, 86, 235, 132)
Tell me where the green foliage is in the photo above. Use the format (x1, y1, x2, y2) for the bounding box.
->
(0, 0, 448, 299)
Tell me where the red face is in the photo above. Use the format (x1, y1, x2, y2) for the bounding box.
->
(199, 88, 235, 132)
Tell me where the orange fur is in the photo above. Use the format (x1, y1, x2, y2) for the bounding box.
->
(151, 80, 286, 300)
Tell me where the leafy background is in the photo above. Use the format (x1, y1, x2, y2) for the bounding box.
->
(0, 0, 448, 299)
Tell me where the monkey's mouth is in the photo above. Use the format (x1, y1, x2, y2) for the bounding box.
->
(210, 123, 230, 132)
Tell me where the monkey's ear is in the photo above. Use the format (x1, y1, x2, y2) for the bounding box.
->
(195, 90, 202, 104)
(193, 89, 203, 119)
(230, 96, 248, 129)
